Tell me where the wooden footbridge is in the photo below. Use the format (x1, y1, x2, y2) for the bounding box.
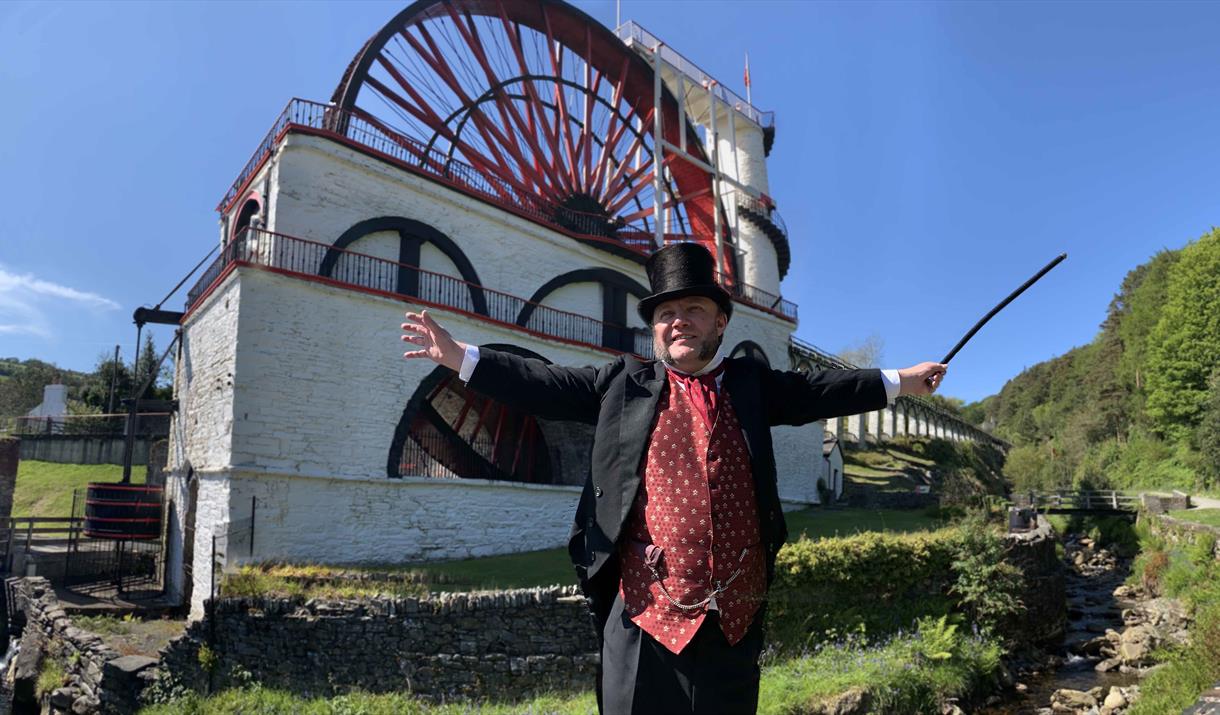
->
(1008, 490, 1141, 515)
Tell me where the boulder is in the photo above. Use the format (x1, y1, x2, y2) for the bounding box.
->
(1119, 625, 1155, 665)
(808, 687, 872, 715)
(1103, 688, 1127, 710)
(49, 687, 75, 710)
(12, 627, 47, 705)
(1051, 688, 1097, 711)
(1080, 635, 1111, 656)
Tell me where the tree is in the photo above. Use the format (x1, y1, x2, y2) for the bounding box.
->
(78, 349, 134, 413)
(1195, 367, 1220, 489)
(0, 359, 67, 417)
(1146, 229, 1220, 440)
(925, 394, 966, 416)
(134, 333, 173, 400)
(836, 333, 883, 368)
(1114, 250, 1178, 423)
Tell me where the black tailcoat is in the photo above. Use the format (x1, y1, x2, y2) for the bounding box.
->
(466, 347, 886, 632)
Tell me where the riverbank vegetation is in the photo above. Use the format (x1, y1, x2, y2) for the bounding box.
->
(967, 229, 1220, 495)
(1123, 519, 1220, 714)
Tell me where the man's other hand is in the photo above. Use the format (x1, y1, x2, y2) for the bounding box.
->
(401, 310, 466, 372)
(897, 362, 947, 396)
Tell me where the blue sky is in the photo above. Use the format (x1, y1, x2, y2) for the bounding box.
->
(2, 0, 1218, 404)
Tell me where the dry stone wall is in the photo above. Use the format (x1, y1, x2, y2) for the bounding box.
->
(7, 577, 158, 714)
(157, 586, 599, 702)
(1005, 514, 1067, 644)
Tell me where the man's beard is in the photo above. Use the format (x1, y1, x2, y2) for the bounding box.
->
(655, 332, 721, 367)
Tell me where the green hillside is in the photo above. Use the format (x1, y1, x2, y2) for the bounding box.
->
(967, 228, 1220, 494)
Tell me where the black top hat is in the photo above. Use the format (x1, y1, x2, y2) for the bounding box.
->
(637, 242, 733, 323)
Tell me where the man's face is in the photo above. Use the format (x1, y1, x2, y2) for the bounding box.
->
(651, 295, 727, 371)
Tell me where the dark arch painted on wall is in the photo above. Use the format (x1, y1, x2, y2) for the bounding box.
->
(388, 343, 554, 480)
(320, 216, 488, 315)
(515, 268, 649, 352)
(729, 340, 771, 368)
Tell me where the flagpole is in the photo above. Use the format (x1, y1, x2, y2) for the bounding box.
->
(744, 51, 752, 105)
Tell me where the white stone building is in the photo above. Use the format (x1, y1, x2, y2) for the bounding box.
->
(22, 384, 68, 432)
(160, 0, 991, 618)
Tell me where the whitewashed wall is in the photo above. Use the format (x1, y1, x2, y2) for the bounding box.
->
(267, 134, 645, 302)
(173, 125, 828, 618)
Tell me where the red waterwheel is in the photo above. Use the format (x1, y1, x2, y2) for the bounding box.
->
(402, 372, 551, 483)
(330, 0, 735, 277)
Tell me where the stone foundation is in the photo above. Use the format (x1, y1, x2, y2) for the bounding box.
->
(157, 585, 598, 702)
(7, 577, 158, 714)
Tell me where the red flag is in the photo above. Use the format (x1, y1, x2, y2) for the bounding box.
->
(743, 53, 751, 88)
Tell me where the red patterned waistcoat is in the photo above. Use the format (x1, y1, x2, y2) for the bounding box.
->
(618, 370, 767, 654)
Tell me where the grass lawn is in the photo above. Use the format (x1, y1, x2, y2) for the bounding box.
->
(13, 460, 137, 517)
(73, 614, 186, 658)
(1168, 508, 1220, 528)
(841, 444, 930, 496)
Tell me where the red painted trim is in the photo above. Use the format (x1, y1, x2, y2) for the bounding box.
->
(87, 482, 164, 492)
(181, 261, 238, 323)
(228, 191, 264, 243)
(82, 516, 160, 523)
(219, 124, 291, 215)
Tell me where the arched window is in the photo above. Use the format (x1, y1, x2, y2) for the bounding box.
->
(729, 340, 771, 368)
(517, 268, 649, 353)
(321, 217, 488, 315)
(230, 194, 262, 241)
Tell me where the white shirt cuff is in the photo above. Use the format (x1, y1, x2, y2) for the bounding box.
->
(458, 344, 480, 382)
(880, 369, 900, 404)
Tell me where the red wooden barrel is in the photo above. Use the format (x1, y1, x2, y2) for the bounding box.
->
(83, 482, 163, 540)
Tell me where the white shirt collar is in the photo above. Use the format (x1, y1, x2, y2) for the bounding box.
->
(663, 352, 725, 379)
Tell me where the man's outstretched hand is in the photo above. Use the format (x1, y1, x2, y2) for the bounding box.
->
(898, 362, 948, 397)
(401, 310, 466, 372)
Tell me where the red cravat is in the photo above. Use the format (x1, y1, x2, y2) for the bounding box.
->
(672, 363, 725, 430)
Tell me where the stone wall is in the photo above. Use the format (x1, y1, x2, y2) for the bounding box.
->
(16, 436, 153, 466)
(1140, 490, 1191, 514)
(1005, 514, 1067, 644)
(7, 577, 158, 714)
(1145, 512, 1220, 560)
(157, 586, 598, 702)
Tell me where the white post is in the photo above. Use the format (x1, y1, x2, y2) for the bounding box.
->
(707, 80, 723, 278)
(652, 43, 666, 249)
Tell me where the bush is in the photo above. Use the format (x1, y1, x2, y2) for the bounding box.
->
(768, 521, 1024, 653)
(1136, 550, 1170, 596)
(768, 528, 960, 652)
(36, 657, 66, 701)
(947, 518, 1024, 637)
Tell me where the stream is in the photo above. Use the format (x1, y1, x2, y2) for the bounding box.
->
(979, 532, 1146, 715)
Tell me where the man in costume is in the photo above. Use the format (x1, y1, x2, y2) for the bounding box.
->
(401, 243, 946, 714)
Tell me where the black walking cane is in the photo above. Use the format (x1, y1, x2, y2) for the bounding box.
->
(928, 253, 1067, 386)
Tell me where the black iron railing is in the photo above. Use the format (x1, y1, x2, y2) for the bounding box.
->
(218, 99, 662, 253)
(186, 228, 655, 358)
